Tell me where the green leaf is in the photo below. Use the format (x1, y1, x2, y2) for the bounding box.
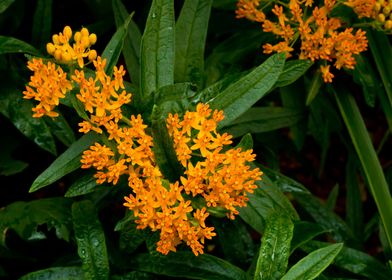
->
(366, 29, 392, 110)
(254, 213, 294, 280)
(0, 36, 39, 55)
(72, 200, 109, 280)
(118, 220, 147, 253)
(352, 54, 379, 107)
(0, 85, 56, 155)
(30, 132, 100, 193)
(260, 167, 310, 194)
(151, 105, 183, 181)
(293, 192, 355, 243)
(102, 13, 132, 75)
(275, 59, 312, 88)
(64, 174, 100, 197)
(281, 243, 343, 280)
(325, 184, 339, 211)
(223, 107, 304, 138)
(32, 0, 52, 48)
(305, 70, 322, 106)
(112, 271, 154, 280)
(239, 174, 298, 233)
(334, 87, 392, 250)
(0, 198, 72, 247)
(345, 156, 363, 242)
(236, 133, 254, 151)
(208, 53, 286, 128)
(140, 0, 175, 104)
(290, 221, 330, 253)
(212, 218, 255, 267)
(19, 266, 83, 280)
(130, 252, 248, 280)
(301, 241, 392, 280)
(0, 0, 15, 13)
(112, 0, 141, 85)
(44, 114, 76, 147)
(175, 0, 212, 88)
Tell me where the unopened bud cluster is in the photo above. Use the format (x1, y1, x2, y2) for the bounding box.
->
(46, 26, 97, 67)
(374, 0, 392, 30)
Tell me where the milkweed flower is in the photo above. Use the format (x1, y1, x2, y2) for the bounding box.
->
(23, 58, 72, 117)
(235, 0, 369, 82)
(46, 26, 97, 68)
(72, 56, 132, 134)
(167, 103, 263, 220)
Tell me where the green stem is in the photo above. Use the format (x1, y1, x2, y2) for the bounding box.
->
(334, 88, 392, 251)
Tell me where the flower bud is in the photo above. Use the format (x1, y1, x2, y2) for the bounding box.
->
(63, 26, 72, 39)
(89, 33, 97, 45)
(88, 50, 97, 61)
(46, 43, 55, 54)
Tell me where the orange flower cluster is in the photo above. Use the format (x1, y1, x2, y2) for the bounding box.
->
(167, 103, 262, 219)
(81, 104, 262, 255)
(24, 26, 262, 256)
(72, 56, 132, 134)
(344, 0, 377, 19)
(235, 0, 369, 83)
(46, 26, 97, 68)
(23, 58, 72, 117)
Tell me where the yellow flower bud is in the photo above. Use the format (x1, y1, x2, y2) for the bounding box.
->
(378, 13, 386, 23)
(74, 31, 81, 42)
(46, 43, 55, 55)
(81, 37, 90, 48)
(89, 33, 97, 45)
(63, 26, 72, 39)
(88, 50, 97, 61)
(52, 34, 59, 45)
(385, 19, 392, 29)
(374, 3, 382, 12)
(54, 49, 62, 61)
(383, 6, 391, 15)
(81, 27, 89, 37)
(379, 0, 385, 6)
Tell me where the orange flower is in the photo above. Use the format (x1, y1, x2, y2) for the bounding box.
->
(23, 58, 72, 118)
(235, 0, 369, 82)
(72, 56, 132, 133)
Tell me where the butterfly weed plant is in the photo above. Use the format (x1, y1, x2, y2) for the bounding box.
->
(0, 0, 391, 279)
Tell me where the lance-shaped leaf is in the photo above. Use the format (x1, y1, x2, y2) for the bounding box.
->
(275, 59, 312, 88)
(293, 192, 355, 243)
(0, 198, 72, 247)
(281, 243, 343, 280)
(0, 36, 39, 55)
(254, 213, 294, 280)
(19, 266, 83, 280)
(175, 0, 212, 88)
(44, 113, 76, 147)
(223, 107, 304, 138)
(239, 173, 298, 233)
(112, 0, 141, 85)
(301, 241, 392, 280)
(30, 132, 100, 192)
(0, 85, 56, 155)
(290, 221, 330, 253)
(208, 53, 285, 128)
(64, 174, 100, 197)
(102, 12, 132, 75)
(130, 252, 247, 280)
(140, 0, 175, 104)
(72, 200, 109, 280)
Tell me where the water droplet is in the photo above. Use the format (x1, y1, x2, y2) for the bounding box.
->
(152, 13, 156, 18)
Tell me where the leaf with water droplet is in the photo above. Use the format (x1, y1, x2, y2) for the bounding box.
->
(72, 200, 109, 279)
